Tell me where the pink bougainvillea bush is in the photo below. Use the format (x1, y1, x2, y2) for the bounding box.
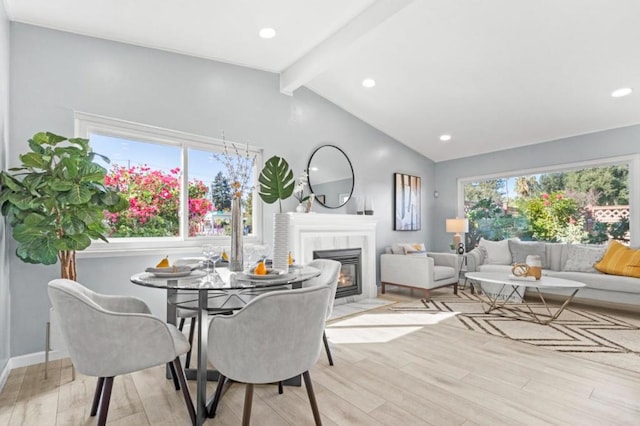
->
(104, 165, 212, 237)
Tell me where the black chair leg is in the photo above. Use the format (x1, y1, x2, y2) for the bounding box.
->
(323, 331, 334, 366)
(185, 317, 196, 368)
(242, 384, 254, 426)
(97, 376, 114, 426)
(208, 375, 227, 418)
(278, 381, 284, 395)
(303, 371, 322, 425)
(168, 361, 180, 390)
(90, 377, 105, 416)
(178, 317, 186, 331)
(173, 357, 196, 425)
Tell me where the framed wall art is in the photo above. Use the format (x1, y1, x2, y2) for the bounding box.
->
(394, 173, 421, 230)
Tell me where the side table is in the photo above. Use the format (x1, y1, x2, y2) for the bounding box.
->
(457, 254, 469, 290)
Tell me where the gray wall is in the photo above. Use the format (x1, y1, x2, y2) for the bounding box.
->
(8, 23, 435, 357)
(433, 125, 640, 252)
(0, 2, 10, 373)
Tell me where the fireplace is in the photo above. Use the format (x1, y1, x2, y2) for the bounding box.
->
(284, 213, 377, 303)
(313, 248, 362, 299)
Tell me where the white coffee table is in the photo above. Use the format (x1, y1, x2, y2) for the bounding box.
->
(465, 272, 586, 325)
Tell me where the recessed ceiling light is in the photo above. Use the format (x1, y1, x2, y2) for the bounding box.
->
(611, 87, 632, 98)
(259, 28, 276, 39)
(310, 167, 319, 171)
(362, 78, 376, 88)
(439, 134, 452, 142)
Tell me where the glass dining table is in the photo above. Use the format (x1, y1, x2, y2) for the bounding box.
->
(130, 265, 321, 426)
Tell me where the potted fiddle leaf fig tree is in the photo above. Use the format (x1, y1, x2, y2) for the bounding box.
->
(0, 131, 128, 280)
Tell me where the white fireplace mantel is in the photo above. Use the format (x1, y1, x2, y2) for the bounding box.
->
(283, 213, 377, 303)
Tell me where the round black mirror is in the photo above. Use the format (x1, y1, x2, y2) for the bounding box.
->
(307, 145, 354, 209)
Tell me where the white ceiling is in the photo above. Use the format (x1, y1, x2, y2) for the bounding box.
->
(6, 0, 640, 162)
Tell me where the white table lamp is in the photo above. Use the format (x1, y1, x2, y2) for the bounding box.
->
(446, 218, 469, 252)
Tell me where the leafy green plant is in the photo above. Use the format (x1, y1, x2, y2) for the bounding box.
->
(588, 218, 629, 243)
(258, 156, 295, 212)
(0, 132, 128, 280)
(609, 217, 630, 241)
(520, 192, 579, 241)
(556, 216, 588, 243)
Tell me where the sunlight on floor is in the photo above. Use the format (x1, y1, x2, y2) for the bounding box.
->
(325, 326, 422, 343)
(328, 312, 458, 327)
(325, 311, 458, 344)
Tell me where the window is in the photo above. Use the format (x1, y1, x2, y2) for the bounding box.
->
(461, 158, 638, 249)
(75, 112, 262, 252)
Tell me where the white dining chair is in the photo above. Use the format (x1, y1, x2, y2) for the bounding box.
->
(48, 279, 196, 426)
(207, 285, 331, 425)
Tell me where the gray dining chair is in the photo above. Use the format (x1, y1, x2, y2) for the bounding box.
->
(48, 279, 196, 426)
(177, 308, 197, 368)
(207, 285, 331, 425)
(301, 259, 341, 366)
(275, 259, 340, 395)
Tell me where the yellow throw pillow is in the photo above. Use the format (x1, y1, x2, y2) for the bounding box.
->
(594, 240, 640, 278)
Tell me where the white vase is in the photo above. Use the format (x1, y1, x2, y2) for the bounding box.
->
(526, 254, 542, 280)
(272, 213, 290, 272)
(356, 196, 365, 215)
(305, 194, 315, 213)
(296, 203, 306, 213)
(364, 196, 374, 215)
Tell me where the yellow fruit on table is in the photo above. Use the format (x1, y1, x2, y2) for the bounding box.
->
(288, 251, 294, 266)
(254, 261, 267, 275)
(222, 250, 229, 261)
(156, 256, 170, 268)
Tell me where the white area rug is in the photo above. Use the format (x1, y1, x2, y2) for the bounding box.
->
(390, 291, 640, 373)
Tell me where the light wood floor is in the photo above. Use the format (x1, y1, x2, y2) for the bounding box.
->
(2, 289, 640, 425)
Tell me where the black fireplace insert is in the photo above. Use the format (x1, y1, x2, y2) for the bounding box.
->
(312, 248, 362, 298)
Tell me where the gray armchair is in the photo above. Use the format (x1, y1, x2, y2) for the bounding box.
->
(48, 279, 195, 426)
(380, 250, 459, 300)
(207, 285, 331, 425)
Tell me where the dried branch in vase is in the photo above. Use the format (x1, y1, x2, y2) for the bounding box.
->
(214, 131, 256, 199)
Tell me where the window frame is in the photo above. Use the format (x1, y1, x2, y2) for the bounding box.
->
(75, 112, 263, 257)
(457, 154, 640, 245)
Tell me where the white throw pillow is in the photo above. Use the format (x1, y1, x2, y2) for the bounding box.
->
(479, 238, 513, 265)
(563, 244, 606, 273)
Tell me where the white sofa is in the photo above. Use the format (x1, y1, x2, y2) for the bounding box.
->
(465, 239, 640, 308)
(380, 245, 459, 300)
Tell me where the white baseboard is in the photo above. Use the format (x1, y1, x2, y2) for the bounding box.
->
(9, 348, 69, 369)
(0, 360, 10, 393)
(0, 349, 70, 393)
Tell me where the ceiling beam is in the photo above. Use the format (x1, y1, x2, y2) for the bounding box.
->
(279, 0, 416, 95)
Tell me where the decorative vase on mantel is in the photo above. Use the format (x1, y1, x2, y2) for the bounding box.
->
(229, 196, 243, 272)
(305, 194, 315, 213)
(296, 203, 306, 213)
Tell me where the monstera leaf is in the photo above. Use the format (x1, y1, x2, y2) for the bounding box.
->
(258, 156, 295, 211)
